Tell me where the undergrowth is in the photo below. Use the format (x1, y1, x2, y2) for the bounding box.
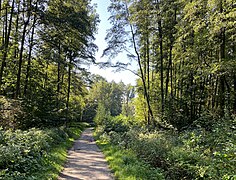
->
(0, 122, 88, 179)
(95, 136, 164, 180)
(95, 115, 236, 180)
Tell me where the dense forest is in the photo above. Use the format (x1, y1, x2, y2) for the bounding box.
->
(0, 0, 98, 129)
(0, 0, 235, 179)
(103, 0, 236, 130)
(0, 0, 98, 178)
(95, 0, 236, 179)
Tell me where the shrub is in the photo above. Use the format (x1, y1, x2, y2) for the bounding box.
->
(0, 125, 84, 179)
(0, 96, 25, 129)
(97, 116, 236, 180)
(96, 139, 165, 180)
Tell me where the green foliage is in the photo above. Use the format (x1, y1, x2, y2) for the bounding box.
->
(94, 102, 110, 126)
(87, 80, 125, 122)
(0, 96, 25, 129)
(104, 115, 131, 134)
(0, 128, 52, 179)
(0, 0, 98, 129)
(96, 138, 164, 180)
(0, 122, 87, 179)
(96, 116, 236, 180)
(105, 0, 236, 130)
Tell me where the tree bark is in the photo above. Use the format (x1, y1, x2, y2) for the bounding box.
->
(125, 1, 154, 126)
(24, 11, 37, 96)
(234, 73, 236, 114)
(218, 0, 226, 116)
(0, 0, 15, 92)
(15, 1, 31, 98)
(157, 12, 164, 118)
(66, 55, 72, 125)
(57, 43, 61, 94)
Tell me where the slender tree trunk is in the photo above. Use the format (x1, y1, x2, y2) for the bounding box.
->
(66, 55, 72, 125)
(124, 1, 154, 126)
(166, 44, 173, 97)
(207, 74, 212, 110)
(15, 3, 31, 98)
(190, 73, 194, 122)
(57, 43, 61, 109)
(224, 76, 231, 108)
(44, 63, 49, 89)
(219, 76, 225, 115)
(171, 7, 177, 99)
(179, 59, 184, 109)
(0, 0, 15, 92)
(24, 12, 37, 96)
(0, 7, 7, 92)
(158, 19, 164, 117)
(174, 62, 177, 98)
(218, 0, 226, 116)
(146, 32, 151, 125)
(234, 73, 236, 114)
(214, 77, 219, 109)
(147, 33, 150, 94)
(199, 77, 205, 117)
(218, 31, 226, 115)
(14, 2, 20, 59)
(57, 44, 61, 94)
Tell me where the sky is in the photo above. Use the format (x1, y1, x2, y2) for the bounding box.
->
(88, 0, 137, 85)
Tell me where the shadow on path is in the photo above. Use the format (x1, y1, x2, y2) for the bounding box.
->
(58, 128, 114, 180)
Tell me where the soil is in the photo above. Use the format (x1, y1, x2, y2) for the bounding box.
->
(58, 128, 114, 180)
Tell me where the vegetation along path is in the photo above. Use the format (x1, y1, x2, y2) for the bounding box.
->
(58, 128, 114, 180)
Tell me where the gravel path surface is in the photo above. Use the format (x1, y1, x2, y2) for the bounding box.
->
(58, 128, 114, 180)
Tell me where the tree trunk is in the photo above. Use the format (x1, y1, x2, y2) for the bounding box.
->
(0, 0, 15, 92)
(166, 44, 173, 97)
(158, 19, 164, 118)
(190, 73, 194, 122)
(214, 77, 218, 109)
(24, 12, 37, 96)
(15, 3, 31, 98)
(146, 31, 151, 125)
(57, 44, 61, 94)
(66, 55, 72, 125)
(234, 73, 236, 114)
(218, 0, 226, 116)
(14, 2, 20, 59)
(125, 1, 154, 126)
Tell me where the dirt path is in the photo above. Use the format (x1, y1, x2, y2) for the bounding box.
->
(58, 128, 114, 180)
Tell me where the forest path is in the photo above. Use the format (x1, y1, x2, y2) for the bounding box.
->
(58, 128, 114, 180)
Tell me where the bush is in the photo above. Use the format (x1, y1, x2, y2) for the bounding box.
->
(0, 123, 86, 179)
(96, 139, 165, 180)
(97, 116, 236, 180)
(104, 115, 130, 134)
(0, 96, 25, 129)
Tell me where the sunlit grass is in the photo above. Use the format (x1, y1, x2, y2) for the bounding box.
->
(96, 139, 164, 180)
(31, 139, 72, 179)
(32, 122, 89, 179)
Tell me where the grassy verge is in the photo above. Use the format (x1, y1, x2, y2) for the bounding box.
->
(96, 138, 164, 180)
(95, 116, 236, 180)
(32, 137, 74, 179)
(34, 122, 89, 180)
